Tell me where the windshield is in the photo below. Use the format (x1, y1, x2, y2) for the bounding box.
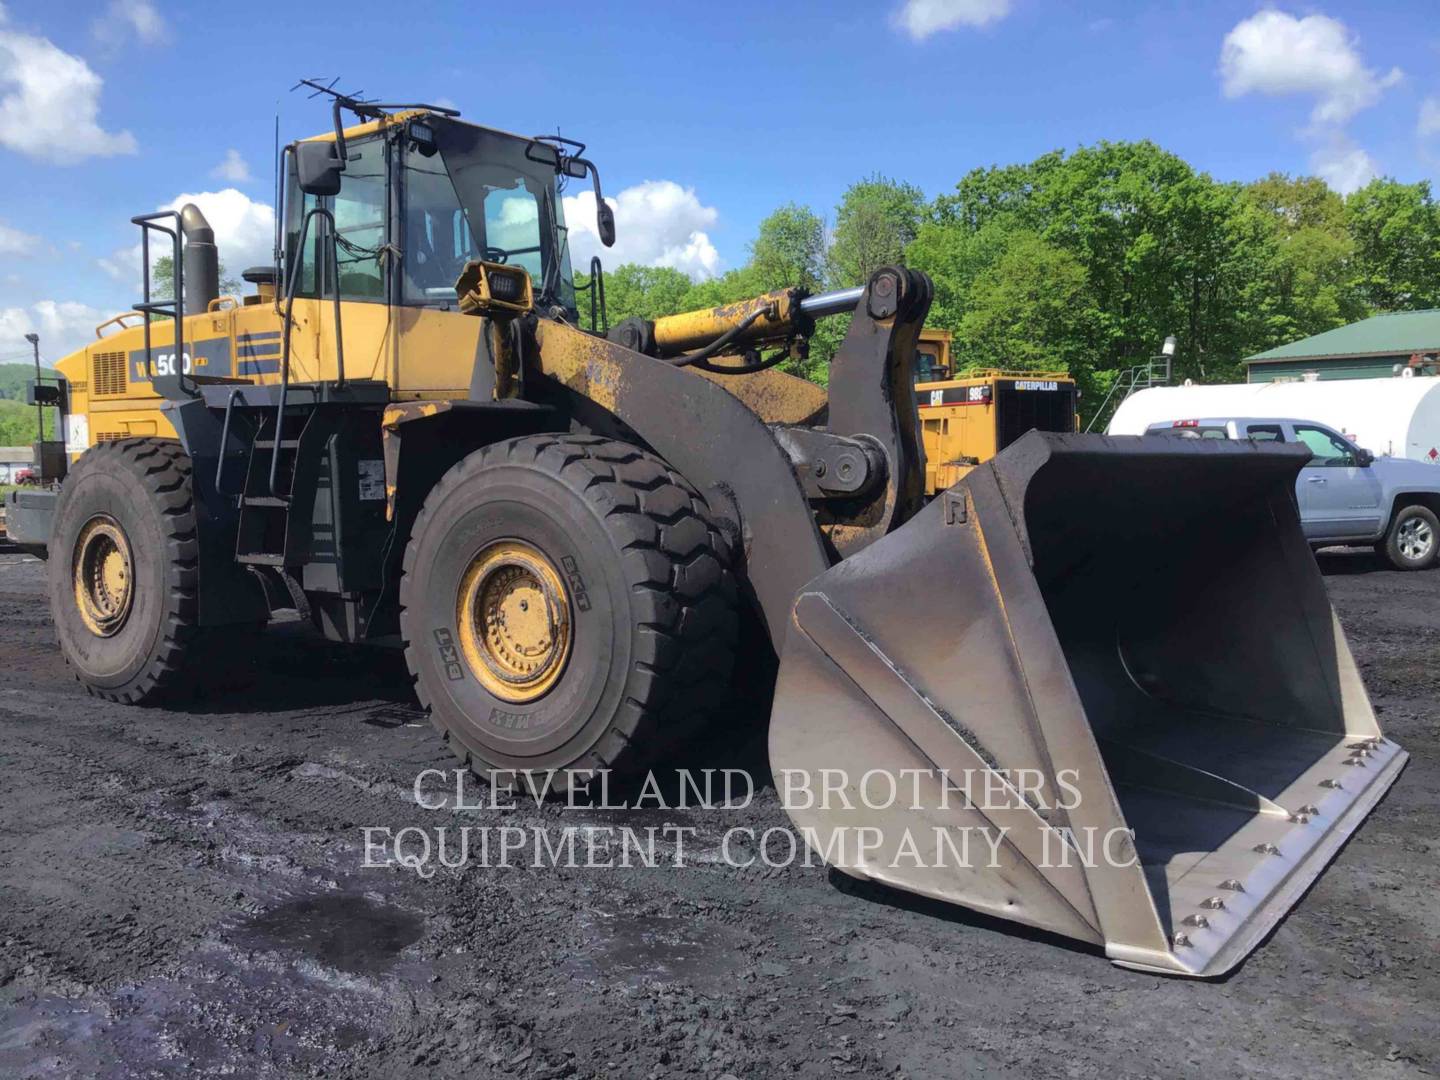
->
(431, 119, 576, 315)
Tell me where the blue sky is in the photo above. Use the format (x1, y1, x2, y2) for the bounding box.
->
(2, 0, 1438, 362)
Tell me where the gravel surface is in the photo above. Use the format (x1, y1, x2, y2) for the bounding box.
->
(0, 549, 1435, 1078)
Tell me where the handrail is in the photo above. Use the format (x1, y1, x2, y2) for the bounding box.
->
(215, 387, 247, 495)
(1084, 360, 1165, 433)
(584, 255, 607, 334)
(207, 295, 241, 312)
(130, 209, 198, 400)
(94, 312, 145, 338)
(922, 369, 1072, 383)
(271, 204, 346, 499)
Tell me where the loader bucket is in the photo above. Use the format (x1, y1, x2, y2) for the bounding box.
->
(770, 432, 1407, 977)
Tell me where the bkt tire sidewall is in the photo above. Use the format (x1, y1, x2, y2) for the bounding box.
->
(410, 468, 628, 773)
(49, 457, 171, 689)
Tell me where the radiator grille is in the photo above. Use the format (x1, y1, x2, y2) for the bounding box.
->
(91, 351, 128, 398)
(94, 431, 126, 442)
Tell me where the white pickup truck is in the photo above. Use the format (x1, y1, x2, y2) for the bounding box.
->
(1144, 416, 1440, 570)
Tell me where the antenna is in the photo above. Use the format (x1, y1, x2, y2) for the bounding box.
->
(272, 106, 281, 270)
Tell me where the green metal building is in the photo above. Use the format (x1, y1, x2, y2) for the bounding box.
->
(1245, 309, 1440, 383)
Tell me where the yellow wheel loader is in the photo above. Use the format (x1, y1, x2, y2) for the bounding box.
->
(912, 328, 1081, 493)
(6, 91, 1406, 977)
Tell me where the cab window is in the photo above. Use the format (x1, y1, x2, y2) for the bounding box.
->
(288, 138, 388, 303)
(484, 185, 544, 283)
(914, 348, 939, 384)
(1294, 424, 1356, 466)
(1246, 424, 1285, 442)
(402, 147, 480, 304)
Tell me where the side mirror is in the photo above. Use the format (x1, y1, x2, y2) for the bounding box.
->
(597, 200, 616, 248)
(562, 156, 617, 248)
(1356, 448, 1375, 467)
(296, 141, 343, 196)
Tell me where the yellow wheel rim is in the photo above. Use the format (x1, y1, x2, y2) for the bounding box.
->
(72, 514, 134, 638)
(456, 540, 573, 703)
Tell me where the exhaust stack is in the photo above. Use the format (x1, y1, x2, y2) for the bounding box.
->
(770, 432, 1406, 977)
(179, 203, 219, 316)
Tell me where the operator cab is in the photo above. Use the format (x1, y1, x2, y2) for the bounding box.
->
(279, 101, 616, 322)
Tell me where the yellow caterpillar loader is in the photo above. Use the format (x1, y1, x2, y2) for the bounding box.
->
(912, 328, 1080, 493)
(7, 92, 1406, 977)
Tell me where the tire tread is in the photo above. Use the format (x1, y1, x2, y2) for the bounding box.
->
(400, 434, 738, 781)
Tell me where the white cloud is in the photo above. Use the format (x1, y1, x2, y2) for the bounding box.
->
(0, 9, 137, 164)
(100, 188, 276, 288)
(92, 0, 167, 47)
(894, 0, 1011, 40)
(564, 180, 720, 280)
(1420, 97, 1440, 139)
(0, 299, 109, 361)
(210, 148, 252, 183)
(0, 219, 38, 256)
(1312, 139, 1378, 194)
(1220, 10, 1402, 126)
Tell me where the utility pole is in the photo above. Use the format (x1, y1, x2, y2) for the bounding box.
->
(24, 333, 42, 483)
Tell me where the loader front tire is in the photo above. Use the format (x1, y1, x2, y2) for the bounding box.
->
(48, 438, 201, 703)
(400, 435, 737, 787)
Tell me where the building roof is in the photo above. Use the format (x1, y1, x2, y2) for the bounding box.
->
(1246, 309, 1440, 365)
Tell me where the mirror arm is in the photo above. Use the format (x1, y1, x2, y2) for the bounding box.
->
(332, 100, 348, 162)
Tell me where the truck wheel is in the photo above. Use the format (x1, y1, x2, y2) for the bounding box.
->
(400, 435, 737, 788)
(48, 438, 201, 703)
(1382, 504, 1439, 570)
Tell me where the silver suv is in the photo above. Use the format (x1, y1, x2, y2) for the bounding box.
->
(1144, 417, 1440, 570)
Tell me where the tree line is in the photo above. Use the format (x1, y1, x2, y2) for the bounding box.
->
(576, 141, 1440, 408)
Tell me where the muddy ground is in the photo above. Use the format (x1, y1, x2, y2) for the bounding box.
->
(0, 549, 1435, 1079)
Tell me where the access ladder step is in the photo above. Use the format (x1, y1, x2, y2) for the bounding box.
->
(242, 496, 290, 508)
(236, 553, 287, 566)
(254, 439, 301, 450)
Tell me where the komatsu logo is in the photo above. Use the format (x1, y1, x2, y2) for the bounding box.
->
(1014, 380, 1060, 391)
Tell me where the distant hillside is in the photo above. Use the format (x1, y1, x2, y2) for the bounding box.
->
(0, 398, 55, 445)
(0, 363, 60, 403)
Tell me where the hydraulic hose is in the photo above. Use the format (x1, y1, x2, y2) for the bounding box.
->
(667, 307, 773, 368)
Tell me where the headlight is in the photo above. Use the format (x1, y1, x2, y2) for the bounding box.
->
(455, 260, 534, 317)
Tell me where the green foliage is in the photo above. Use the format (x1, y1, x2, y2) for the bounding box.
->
(0, 363, 60, 403)
(574, 264, 694, 329)
(152, 254, 243, 304)
(746, 204, 826, 292)
(567, 141, 1436, 411)
(827, 175, 927, 287)
(955, 232, 1094, 376)
(0, 398, 55, 445)
(1343, 179, 1440, 311)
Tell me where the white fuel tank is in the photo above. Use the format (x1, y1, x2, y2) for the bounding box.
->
(1108, 376, 1440, 463)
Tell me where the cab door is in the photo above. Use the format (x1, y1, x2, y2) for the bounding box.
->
(1291, 422, 1384, 540)
(278, 134, 394, 385)
(391, 138, 490, 394)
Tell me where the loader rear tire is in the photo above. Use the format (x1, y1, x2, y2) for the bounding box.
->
(48, 438, 201, 704)
(400, 435, 737, 788)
